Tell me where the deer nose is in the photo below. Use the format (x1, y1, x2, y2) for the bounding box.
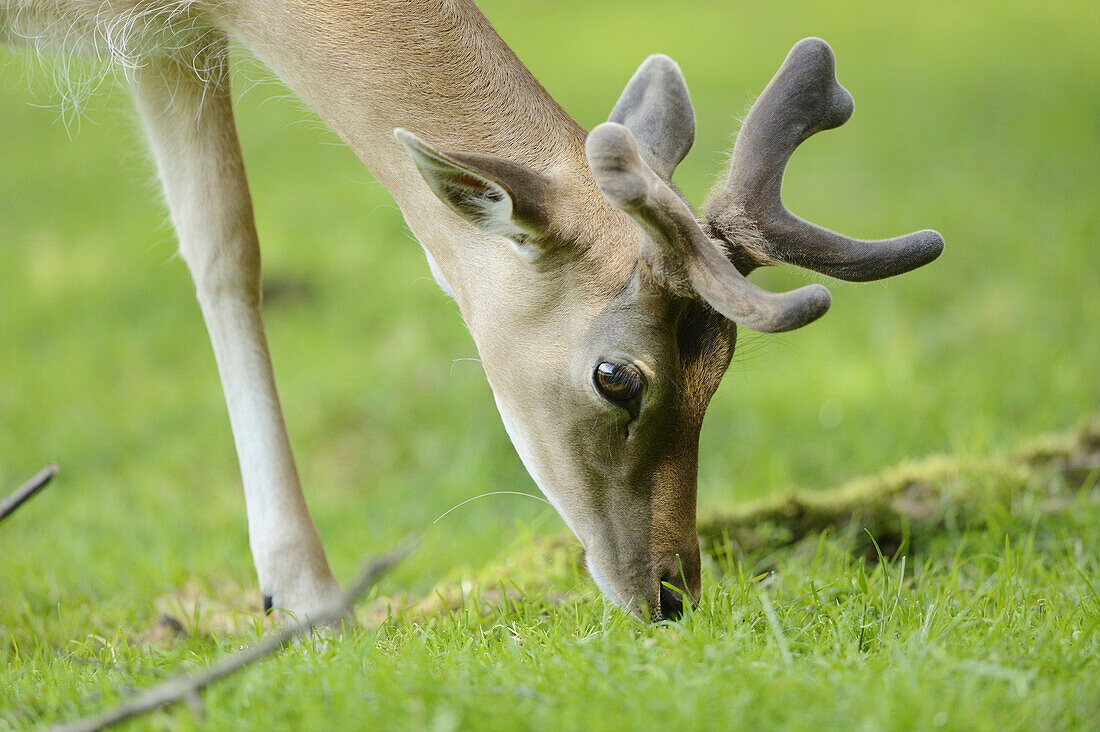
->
(655, 547, 701, 621)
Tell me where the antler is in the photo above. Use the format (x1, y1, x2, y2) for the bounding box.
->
(705, 38, 944, 281)
(586, 123, 831, 333)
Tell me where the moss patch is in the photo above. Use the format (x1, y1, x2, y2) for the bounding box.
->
(699, 416, 1099, 567)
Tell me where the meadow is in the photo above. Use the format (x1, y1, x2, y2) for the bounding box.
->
(1, 0, 1097, 728)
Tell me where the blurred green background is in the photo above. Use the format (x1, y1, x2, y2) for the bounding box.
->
(1, 0, 1097, 612)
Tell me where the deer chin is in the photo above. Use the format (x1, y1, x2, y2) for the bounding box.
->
(585, 555, 627, 609)
(582, 539, 661, 620)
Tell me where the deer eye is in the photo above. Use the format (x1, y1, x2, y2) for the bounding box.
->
(594, 361, 644, 405)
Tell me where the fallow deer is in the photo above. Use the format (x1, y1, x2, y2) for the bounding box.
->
(2, 1, 942, 622)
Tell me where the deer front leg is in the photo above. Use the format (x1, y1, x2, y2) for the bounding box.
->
(129, 38, 343, 622)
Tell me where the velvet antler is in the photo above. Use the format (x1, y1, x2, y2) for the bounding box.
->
(705, 38, 944, 281)
(586, 123, 831, 333)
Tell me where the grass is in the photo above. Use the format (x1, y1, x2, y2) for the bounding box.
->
(5, 421, 1098, 729)
(1, 0, 1098, 728)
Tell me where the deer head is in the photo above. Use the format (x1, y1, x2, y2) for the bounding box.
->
(396, 38, 942, 620)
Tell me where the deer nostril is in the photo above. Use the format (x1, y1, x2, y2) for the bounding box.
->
(654, 549, 700, 622)
(659, 580, 685, 621)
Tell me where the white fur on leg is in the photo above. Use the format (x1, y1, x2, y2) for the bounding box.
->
(128, 39, 344, 623)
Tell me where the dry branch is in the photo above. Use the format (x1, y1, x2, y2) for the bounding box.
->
(48, 542, 414, 732)
(0, 464, 57, 523)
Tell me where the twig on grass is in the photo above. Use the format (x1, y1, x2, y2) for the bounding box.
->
(0, 464, 58, 523)
(48, 541, 415, 732)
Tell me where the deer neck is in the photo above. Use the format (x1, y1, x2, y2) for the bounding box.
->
(219, 1, 593, 310)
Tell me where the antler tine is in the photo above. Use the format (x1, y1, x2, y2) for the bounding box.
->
(608, 54, 695, 181)
(586, 123, 831, 333)
(706, 38, 944, 282)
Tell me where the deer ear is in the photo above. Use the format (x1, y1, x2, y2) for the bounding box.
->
(608, 55, 695, 180)
(395, 129, 556, 255)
